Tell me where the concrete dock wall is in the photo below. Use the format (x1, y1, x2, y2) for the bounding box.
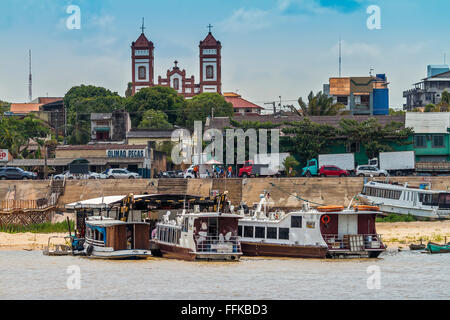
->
(0, 177, 448, 209)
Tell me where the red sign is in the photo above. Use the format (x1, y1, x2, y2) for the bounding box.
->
(0, 149, 9, 162)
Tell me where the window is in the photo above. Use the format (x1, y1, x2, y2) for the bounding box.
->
(206, 65, 214, 79)
(138, 66, 146, 80)
(266, 227, 277, 239)
(244, 226, 254, 238)
(255, 227, 265, 239)
(337, 96, 348, 105)
(432, 135, 444, 148)
(279, 228, 289, 240)
(173, 78, 179, 90)
(414, 135, 426, 148)
(346, 142, 360, 153)
(291, 216, 302, 228)
(238, 225, 243, 237)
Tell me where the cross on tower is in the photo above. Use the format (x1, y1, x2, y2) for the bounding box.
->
(174, 60, 178, 68)
(141, 18, 146, 34)
(207, 24, 213, 33)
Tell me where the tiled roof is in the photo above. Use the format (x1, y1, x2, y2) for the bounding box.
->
(10, 103, 43, 114)
(224, 93, 263, 110)
(127, 129, 175, 138)
(134, 33, 153, 47)
(200, 32, 220, 46)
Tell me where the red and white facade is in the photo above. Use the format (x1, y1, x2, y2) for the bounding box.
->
(131, 31, 222, 98)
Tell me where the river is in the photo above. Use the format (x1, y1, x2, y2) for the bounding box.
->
(0, 250, 448, 300)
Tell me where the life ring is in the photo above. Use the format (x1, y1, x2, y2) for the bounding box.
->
(321, 215, 330, 224)
(317, 205, 344, 212)
(353, 205, 380, 211)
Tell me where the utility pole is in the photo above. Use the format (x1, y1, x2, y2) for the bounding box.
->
(339, 37, 342, 78)
(28, 50, 32, 102)
(264, 102, 276, 114)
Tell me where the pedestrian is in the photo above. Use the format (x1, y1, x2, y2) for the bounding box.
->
(193, 165, 199, 178)
(228, 165, 232, 178)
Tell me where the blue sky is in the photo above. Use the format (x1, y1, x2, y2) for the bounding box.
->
(1, 0, 449, 109)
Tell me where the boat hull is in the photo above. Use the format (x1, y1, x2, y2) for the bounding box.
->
(85, 249, 152, 260)
(241, 242, 328, 259)
(154, 241, 241, 262)
(426, 242, 450, 254)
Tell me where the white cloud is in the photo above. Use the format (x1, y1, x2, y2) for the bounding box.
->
(218, 8, 271, 32)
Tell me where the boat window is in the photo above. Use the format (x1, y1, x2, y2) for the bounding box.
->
(238, 225, 243, 237)
(438, 193, 450, 209)
(291, 216, 302, 228)
(182, 218, 188, 232)
(279, 228, 289, 240)
(244, 226, 254, 238)
(255, 227, 265, 239)
(266, 227, 277, 239)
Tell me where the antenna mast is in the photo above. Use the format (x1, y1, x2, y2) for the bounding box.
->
(28, 50, 32, 102)
(339, 38, 342, 78)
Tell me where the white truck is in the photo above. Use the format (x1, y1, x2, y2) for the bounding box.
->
(239, 153, 290, 177)
(369, 151, 415, 176)
(319, 153, 355, 172)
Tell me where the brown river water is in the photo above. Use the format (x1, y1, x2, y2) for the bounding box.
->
(0, 250, 448, 300)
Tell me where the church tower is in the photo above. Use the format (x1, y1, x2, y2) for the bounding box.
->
(131, 21, 154, 95)
(199, 26, 222, 94)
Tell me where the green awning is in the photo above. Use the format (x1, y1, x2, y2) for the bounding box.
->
(95, 127, 110, 132)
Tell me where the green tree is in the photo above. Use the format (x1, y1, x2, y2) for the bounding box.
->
(182, 92, 234, 128)
(282, 118, 337, 164)
(138, 109, 173, 129)
(0, 114, 50, 159)
(125, 82, 133, 98)
(125, 86, 186, 127)
(298, 91, 346, 116)
(338, 118, 413, 159)
(283, 156, 300, 177)
(424, 104, 437, 112)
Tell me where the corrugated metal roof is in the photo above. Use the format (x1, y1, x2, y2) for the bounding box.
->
(126, 130, 174, 138)
(405, 112, 450, 133)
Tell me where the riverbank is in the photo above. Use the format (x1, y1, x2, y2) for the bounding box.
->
(1, 220, 449, 251)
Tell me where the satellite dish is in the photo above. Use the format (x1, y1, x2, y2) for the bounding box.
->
(219, 234, 225, 243)
(201, 222, 207, 230)
(225, 232, 232, 241)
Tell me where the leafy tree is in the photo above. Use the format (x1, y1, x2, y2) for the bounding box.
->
(283, 156, 300, 177)
(298, 91, 346, 116)
(338, 118, 413, 159)
(229, 119, 281, 130)
(138, 109, 173, 129)
(125, 82, 133, 98)
(182, 93, 233, 128)
(282, 118, 337, 164)
(424, 104, 437, 112)
(0, 114, 50, 159)
(125, 86, 186, 127)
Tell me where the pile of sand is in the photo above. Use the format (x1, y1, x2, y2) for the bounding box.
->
(0, 232, 69, 251)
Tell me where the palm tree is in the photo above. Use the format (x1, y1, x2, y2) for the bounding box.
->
(298, 91, 346, 116)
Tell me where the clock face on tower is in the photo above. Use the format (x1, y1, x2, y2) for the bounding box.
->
(202, 49, 217, 55)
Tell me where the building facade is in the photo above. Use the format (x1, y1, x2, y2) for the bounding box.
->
(324, 74, 389, 115)
(90, 111, 131, 142)
(223, 92, 263, 115)
(131, 29, 222, 98)
(403, 65, 450, 110)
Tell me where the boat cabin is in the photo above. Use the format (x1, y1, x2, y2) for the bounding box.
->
(85, 217, 150, 251)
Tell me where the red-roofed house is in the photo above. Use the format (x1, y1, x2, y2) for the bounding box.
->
(223, 92, 264, 115)
(9, 103, 43, 115)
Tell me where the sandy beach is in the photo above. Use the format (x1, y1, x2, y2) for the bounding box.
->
(1, 221, 449, 251)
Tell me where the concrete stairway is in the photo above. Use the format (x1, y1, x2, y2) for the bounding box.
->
(157, 178, 189, 195)
(212, 178, 242, 206)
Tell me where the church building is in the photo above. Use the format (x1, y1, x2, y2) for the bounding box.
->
(130, 25, 222, 98)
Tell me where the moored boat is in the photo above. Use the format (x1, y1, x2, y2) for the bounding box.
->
(84, 216, 152, 260)
(238, 193, 386, 259)
(426, 242, 450, 254)
(151, 192, 243, 261)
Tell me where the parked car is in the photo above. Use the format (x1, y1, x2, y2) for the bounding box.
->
(0, 167, 37, 180)
(88, 171, 108, 179)
(53, 171, 76, 180)
(103, 168, 141, 179)
(318, 165, 349, 177)
(355, 165, 388, 177)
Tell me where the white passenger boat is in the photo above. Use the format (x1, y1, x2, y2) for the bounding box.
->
(84, 217, 152, 259)
(238, 193, 386, 258)
(358, 180, 450, 219)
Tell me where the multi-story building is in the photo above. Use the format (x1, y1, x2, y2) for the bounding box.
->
(406, 112, 450, 162)
(403, 65, 450, 110)
(324, 74, 389, 115)
(90, 110, 131, 142)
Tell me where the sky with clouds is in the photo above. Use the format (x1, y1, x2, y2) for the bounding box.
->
(1, 0, 449, 109)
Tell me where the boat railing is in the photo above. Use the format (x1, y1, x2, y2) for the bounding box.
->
(323, 234, 383, 250)
(195, 235, 242, 254)
(85, 237, 105, 247)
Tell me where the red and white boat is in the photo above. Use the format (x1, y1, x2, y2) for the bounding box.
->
(238, 193, 386, 258)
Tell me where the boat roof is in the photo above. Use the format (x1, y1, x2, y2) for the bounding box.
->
(364, 181, 440, 193)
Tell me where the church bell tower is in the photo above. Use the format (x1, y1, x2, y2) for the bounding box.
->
(199, 25, 222, 94)
(131, 19, 154, 95)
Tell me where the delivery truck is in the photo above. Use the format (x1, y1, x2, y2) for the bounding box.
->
(238, 153, 290, 178)
(368, 151, 415, 176)
(302, 153, 355, 177)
